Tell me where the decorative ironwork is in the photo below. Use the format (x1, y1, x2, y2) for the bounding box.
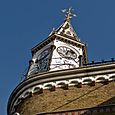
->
(62, 7, 77, 22)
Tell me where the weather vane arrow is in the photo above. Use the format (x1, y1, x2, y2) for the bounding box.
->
(62, 7, 77, 22)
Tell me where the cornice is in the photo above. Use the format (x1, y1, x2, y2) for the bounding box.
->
(31, 33, 85, 55)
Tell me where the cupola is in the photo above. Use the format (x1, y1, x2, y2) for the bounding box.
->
(27, 8, 87, 77)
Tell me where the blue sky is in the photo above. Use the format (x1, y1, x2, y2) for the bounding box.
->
(0, 0, 115, 115)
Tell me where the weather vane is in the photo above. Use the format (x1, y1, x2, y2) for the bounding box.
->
(62, 7, 77, 21)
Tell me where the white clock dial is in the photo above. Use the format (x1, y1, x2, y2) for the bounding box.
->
(50, 46, 79, 71)
(57, 46, 77, 59)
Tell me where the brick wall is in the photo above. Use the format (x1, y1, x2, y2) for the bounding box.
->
(16, 81, 115, 115)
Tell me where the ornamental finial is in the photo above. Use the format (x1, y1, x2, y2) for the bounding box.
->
(62, 7, 77, 22)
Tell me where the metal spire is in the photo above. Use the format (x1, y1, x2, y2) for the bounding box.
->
(62, 7, 77, 22)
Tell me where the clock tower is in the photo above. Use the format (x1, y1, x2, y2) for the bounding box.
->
(8, 8, 115, 115)
(27, 8, 87, 77)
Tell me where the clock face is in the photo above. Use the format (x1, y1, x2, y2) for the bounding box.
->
(39, 49, 49, 60)
(50, 46, 79, 71)
(37, 48, 51, 72)
(57, 46, 77, 59)
(28, 48, 51, 75)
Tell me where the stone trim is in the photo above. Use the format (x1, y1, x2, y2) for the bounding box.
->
(9, 73, 115, 114)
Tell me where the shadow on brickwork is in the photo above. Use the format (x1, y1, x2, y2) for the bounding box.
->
(99, 96, 115, 106)
(81, 96, 115, 115)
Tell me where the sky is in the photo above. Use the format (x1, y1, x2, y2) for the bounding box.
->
(0, 0, 115, 115)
